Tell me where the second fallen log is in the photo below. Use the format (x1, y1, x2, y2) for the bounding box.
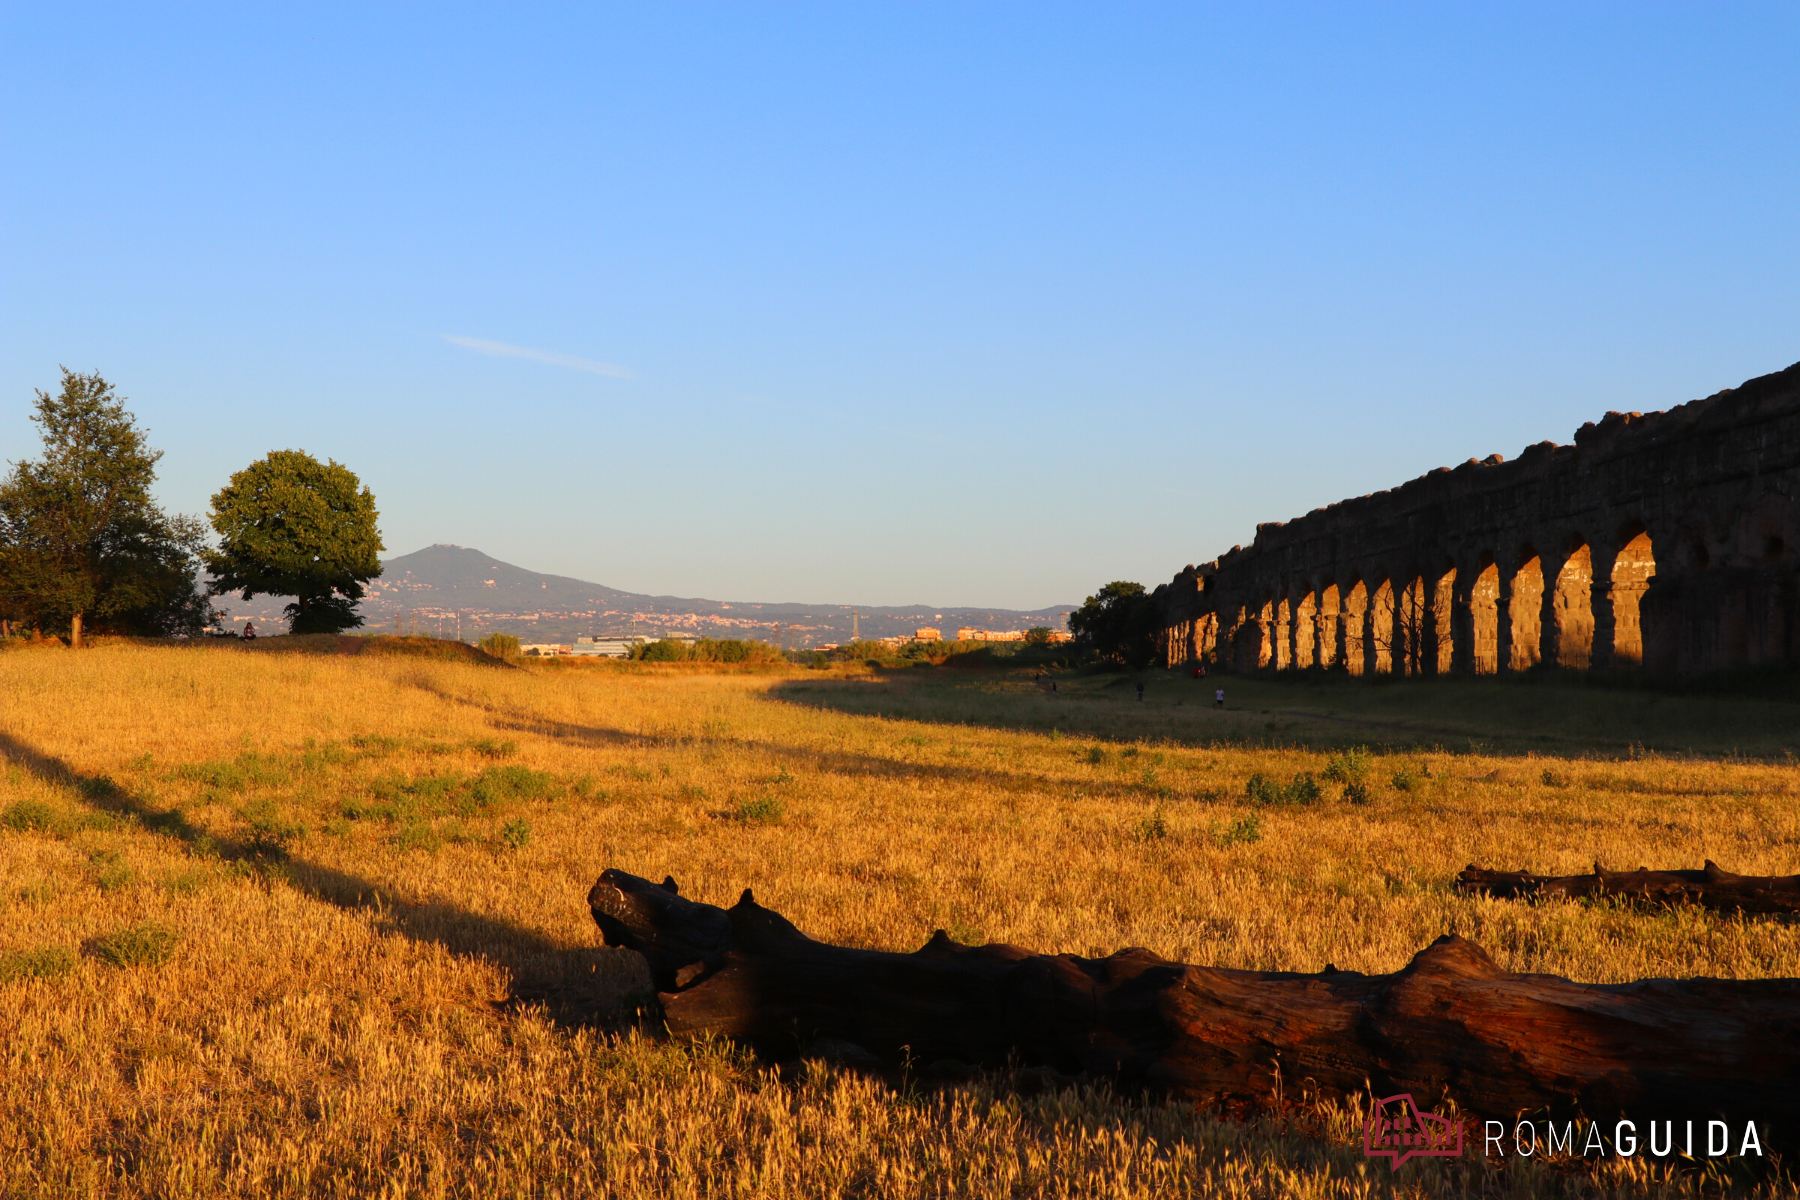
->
(1455, 860, 1800, 914)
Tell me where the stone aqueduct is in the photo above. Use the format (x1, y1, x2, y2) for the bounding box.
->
(1153, 362, 1800, 677)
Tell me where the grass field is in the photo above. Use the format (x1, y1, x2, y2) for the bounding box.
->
(3, 639, 1798, 1198)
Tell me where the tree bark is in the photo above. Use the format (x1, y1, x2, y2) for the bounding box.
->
(1456, 860, 1800, 915)
(590, 868, 1800, 1143)
(69, 611, 83, 649)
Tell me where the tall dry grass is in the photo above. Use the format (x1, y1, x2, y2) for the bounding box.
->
(2, 642, 1797, 1197)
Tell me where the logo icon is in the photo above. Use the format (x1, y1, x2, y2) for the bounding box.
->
(1364, 1093, 1464, 1170)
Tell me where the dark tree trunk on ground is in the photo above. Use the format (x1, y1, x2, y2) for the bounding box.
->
(1456, 860, 1800, 914)
(590, 868, 1800, 1145)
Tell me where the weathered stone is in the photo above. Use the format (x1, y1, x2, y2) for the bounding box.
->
(1154, 362, 1800, 675)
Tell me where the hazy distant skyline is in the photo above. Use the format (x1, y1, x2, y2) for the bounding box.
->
(4, 5, 1797, 608)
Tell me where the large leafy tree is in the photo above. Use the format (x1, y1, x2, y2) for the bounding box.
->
(0, 369, 215, 645)
(1068, 580, 1162, 668)
(206, 450, 383, 634)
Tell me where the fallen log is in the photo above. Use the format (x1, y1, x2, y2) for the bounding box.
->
(1456, 860, 1800, 915)
(589, 868, 1800, 1144)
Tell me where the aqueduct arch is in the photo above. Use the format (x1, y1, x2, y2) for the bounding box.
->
(1154, 362, 1800, 676)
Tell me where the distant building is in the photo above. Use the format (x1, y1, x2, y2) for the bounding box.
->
(954, 627, 1074, 644)
(570, 636, 641, 658)
(913, 627, 942, 642)
(520, 644, 571, 656)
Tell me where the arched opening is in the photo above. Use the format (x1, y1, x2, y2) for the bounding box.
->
(1371, 579, 1395, 674)
(1343, 580, 1367, 676)
(1273, 596, 1293, 669)
(1508, 549, 1544, 671)
(1430, 566, 1457, 675)
(1610, 525, 1656, 666)
(1470, 555, 1499, 674)
(1294, 591, 1318, 669)
(1553, 540, 1594, 669)
(1317, 584, 1341, 669)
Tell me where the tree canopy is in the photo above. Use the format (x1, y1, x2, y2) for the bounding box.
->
(0, 369, 215, 644)
(1067, 580, 1161, 667)
(206, 450, 383, 634)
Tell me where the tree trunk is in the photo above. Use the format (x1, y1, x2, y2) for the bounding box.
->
(69, 611, 83, 649)
(1456, 860, 1800, 914)
(590, 868, 1800, 1146)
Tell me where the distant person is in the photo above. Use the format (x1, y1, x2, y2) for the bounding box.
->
(1191, 667, 1202, 679)
(242, 621, 257, 641)
(1135, 682, 1145, 702)
(1215, 687, 1225, 708)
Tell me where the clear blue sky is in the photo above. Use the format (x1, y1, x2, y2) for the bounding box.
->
(3, 4, 1796, 609)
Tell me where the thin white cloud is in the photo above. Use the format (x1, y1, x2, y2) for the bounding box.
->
(441, 334, 632, 378)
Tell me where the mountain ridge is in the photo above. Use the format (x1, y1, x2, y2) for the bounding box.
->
(214, 544, 1074, 645)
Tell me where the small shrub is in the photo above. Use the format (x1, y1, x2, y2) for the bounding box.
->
(1085, 747, 1107, 766)
(1247, 773, 1322, 806)
(1343, 781, 1374, 805)
(1, 799, 59, 833)
(733, 796, 784, 825)
(1121, 746, 1140, 759)
(1133, 808, 1169, 842)
(1217, 813, 1263, 846)
(85, 922, 179, 968)
(467, 737, 517, 759)
(0, 946, 74, 984)
(1541, 768, 1569, 788)
(478, 633, 521, 661)
(1391, 770, 1418, 792)
(499, 819, 531, 850)
(1322, 747, 1371, 785)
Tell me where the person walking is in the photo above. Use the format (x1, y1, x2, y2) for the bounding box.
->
(1215, 686, 1225, 708)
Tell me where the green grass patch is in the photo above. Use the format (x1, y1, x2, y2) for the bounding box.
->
(0, 946, 75, 984)
(85, 922, 179, 968)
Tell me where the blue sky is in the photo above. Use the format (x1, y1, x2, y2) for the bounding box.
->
(3, 4, 1796, 609)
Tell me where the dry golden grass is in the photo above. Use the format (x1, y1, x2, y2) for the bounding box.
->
(2, 641, 1798, 1198)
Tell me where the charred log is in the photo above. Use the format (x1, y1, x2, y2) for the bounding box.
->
(1456, 860, 1800, 915)
(589, 868, 1800, 1141)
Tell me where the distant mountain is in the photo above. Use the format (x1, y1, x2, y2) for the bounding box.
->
(211, 544, 1073, 646)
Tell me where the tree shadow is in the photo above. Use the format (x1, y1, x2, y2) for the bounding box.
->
(407, 676, 1100, 795)
(0, 730, 645, 1029)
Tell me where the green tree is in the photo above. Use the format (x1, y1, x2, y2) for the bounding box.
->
(1067, 581, 1161, 667)
(0, 369, 216, 645)
(206, 451, 383, 634)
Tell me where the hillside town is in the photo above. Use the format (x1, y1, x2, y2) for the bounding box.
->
(518, 624, 1072, 658)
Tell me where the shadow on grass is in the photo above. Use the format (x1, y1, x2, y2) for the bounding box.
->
(0, 730, 643, 1029)
(764, 670, 1800, 761)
